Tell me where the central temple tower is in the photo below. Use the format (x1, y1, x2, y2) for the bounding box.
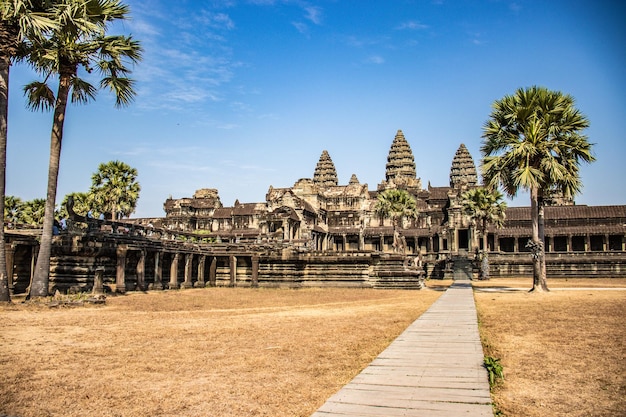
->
(379, 129, 422, 191)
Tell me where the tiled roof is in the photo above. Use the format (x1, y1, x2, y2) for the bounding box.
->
(505, 205, 626, 221)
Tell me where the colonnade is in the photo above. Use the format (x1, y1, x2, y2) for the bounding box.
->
(114, 245, 261, 293)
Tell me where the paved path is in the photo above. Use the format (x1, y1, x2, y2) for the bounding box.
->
(311, 280, 493, 416)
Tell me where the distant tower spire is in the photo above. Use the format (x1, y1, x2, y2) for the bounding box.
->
(449, 143, 478, 188)
(313, 150, 338, 186)
(385, 129, 417, 181)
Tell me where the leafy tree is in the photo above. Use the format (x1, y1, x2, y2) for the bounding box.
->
(374, 189, 417, 252)
(481, 86, 594, 291)
(57, 191, 90, 218)
(0, 0, 56, 302)
(20, 198, 46, 225)
(460, 187, 507, 280)
(25, 0, 142, 298)
(4, 195, 24, 225)
(90, 160, 140, 220)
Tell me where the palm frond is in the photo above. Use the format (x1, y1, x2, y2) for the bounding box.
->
(23, 80, 55, 111)
(70, 76, 97, 104)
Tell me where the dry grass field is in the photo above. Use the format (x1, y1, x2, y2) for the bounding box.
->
(2, 278, 624, 417)
(0, 287, 443, 417)
(475, 278, 626, 417)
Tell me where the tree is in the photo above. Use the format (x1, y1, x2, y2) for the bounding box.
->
(25, 0, 142, 298)
(20, 198, 46, 225)
(460, 187, 507, 280)
(4, 195, 24, 225)
(57, 191, 90, 221)
(0, 0, 56, 302)
(374, 189, 417, 253)
(90, 160, 140, 220)
(481, 86, 594, 292)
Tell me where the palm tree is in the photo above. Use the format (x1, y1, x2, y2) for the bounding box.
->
(460, 187, 507, 280)
(481, 86, 594, 292)
(90, 160, 140, 220)
(374, 189, 418, 253)
(20, 198, 46, 225)
(58, 191, 90, 218)
(4, 195, 24, 225)
(25, 0, 142, 298)
(0, 1, 56, 302)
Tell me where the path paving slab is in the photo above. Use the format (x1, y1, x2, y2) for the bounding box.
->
(311, 279, 493, 417)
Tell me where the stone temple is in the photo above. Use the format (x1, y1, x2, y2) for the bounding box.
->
(155, 129, 625, 279)
(4, 130, 625, 294)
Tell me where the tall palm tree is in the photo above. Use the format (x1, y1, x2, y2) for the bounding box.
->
(481, 86, 594, 292)
(90, 160, 140, 220)
(25, 0, 142, 298)
(0, 0, 56, 302)
(374, 189, 418, 253)
(460, 187, 506, 280)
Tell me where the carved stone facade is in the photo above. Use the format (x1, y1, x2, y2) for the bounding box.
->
(154, 130, 626, 279)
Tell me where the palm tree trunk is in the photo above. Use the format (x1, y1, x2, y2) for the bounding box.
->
(0, 58, 10, 302)
(482, 220, 489, 280)
(538, 195, 548, 289)
(529, 187, 548, 292)
(30, 73, 71, 298)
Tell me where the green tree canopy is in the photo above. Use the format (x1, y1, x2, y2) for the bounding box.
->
(89, 160, 140, 220)
(374, 188, 418, 227)
(481, 86, 594, 291)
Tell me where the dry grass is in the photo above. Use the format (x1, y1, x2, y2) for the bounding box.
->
(0, 287, 442, 417)
(475, 280, 626, 417)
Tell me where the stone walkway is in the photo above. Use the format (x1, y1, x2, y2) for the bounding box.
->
(311, 280, 493, 416)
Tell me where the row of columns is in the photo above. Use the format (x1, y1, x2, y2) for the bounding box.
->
(115, 246, 260, 293)
(492, 233, 625, 253)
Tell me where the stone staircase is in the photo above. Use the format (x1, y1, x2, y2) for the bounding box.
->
(452, 252, 473, 281)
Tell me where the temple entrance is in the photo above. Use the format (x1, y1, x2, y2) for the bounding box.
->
(458, 229, 469, 251)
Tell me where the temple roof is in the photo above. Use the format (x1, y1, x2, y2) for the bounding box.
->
(385, 130, 416, 181)
(313, 150, 338, 187)
(449, 143, 478, 188)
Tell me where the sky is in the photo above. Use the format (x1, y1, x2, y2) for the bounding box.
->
(5, 0, 626, 218)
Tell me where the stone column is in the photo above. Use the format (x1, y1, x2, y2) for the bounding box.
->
(196, 255, 206, 287)
(566, 235, 572, 253)
(209, 256, 217, 286)
(585, 234, 591, 252)
(514, 237, 519, 253)
(169, 253, 179, 289)
(136, 250, 146, 291)
(182, 253, 193, 288)
(93, 267, 105, 296)
(604, 234, 609, 251)
(116, 245, 128, 294)
(229, 255, 237, 287)
(153, 252, 163, 290)
(5, 243, 15, 294)
(251, 255, 259, 288)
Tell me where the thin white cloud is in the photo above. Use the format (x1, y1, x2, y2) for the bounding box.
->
(292, 21, 309, 34)
(304, 6, 322, 24)
(396, 21, 429, 30)
(366, 55, 385, 64)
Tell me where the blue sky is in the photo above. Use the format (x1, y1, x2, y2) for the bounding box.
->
(6, 0, 626, 218)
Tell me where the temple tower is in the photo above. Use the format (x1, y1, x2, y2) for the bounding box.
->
(380, 130, 421, 190)
(385, 130, 416, 181)
(449, 143, 478, 189)
(313, 150, 338, 187)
